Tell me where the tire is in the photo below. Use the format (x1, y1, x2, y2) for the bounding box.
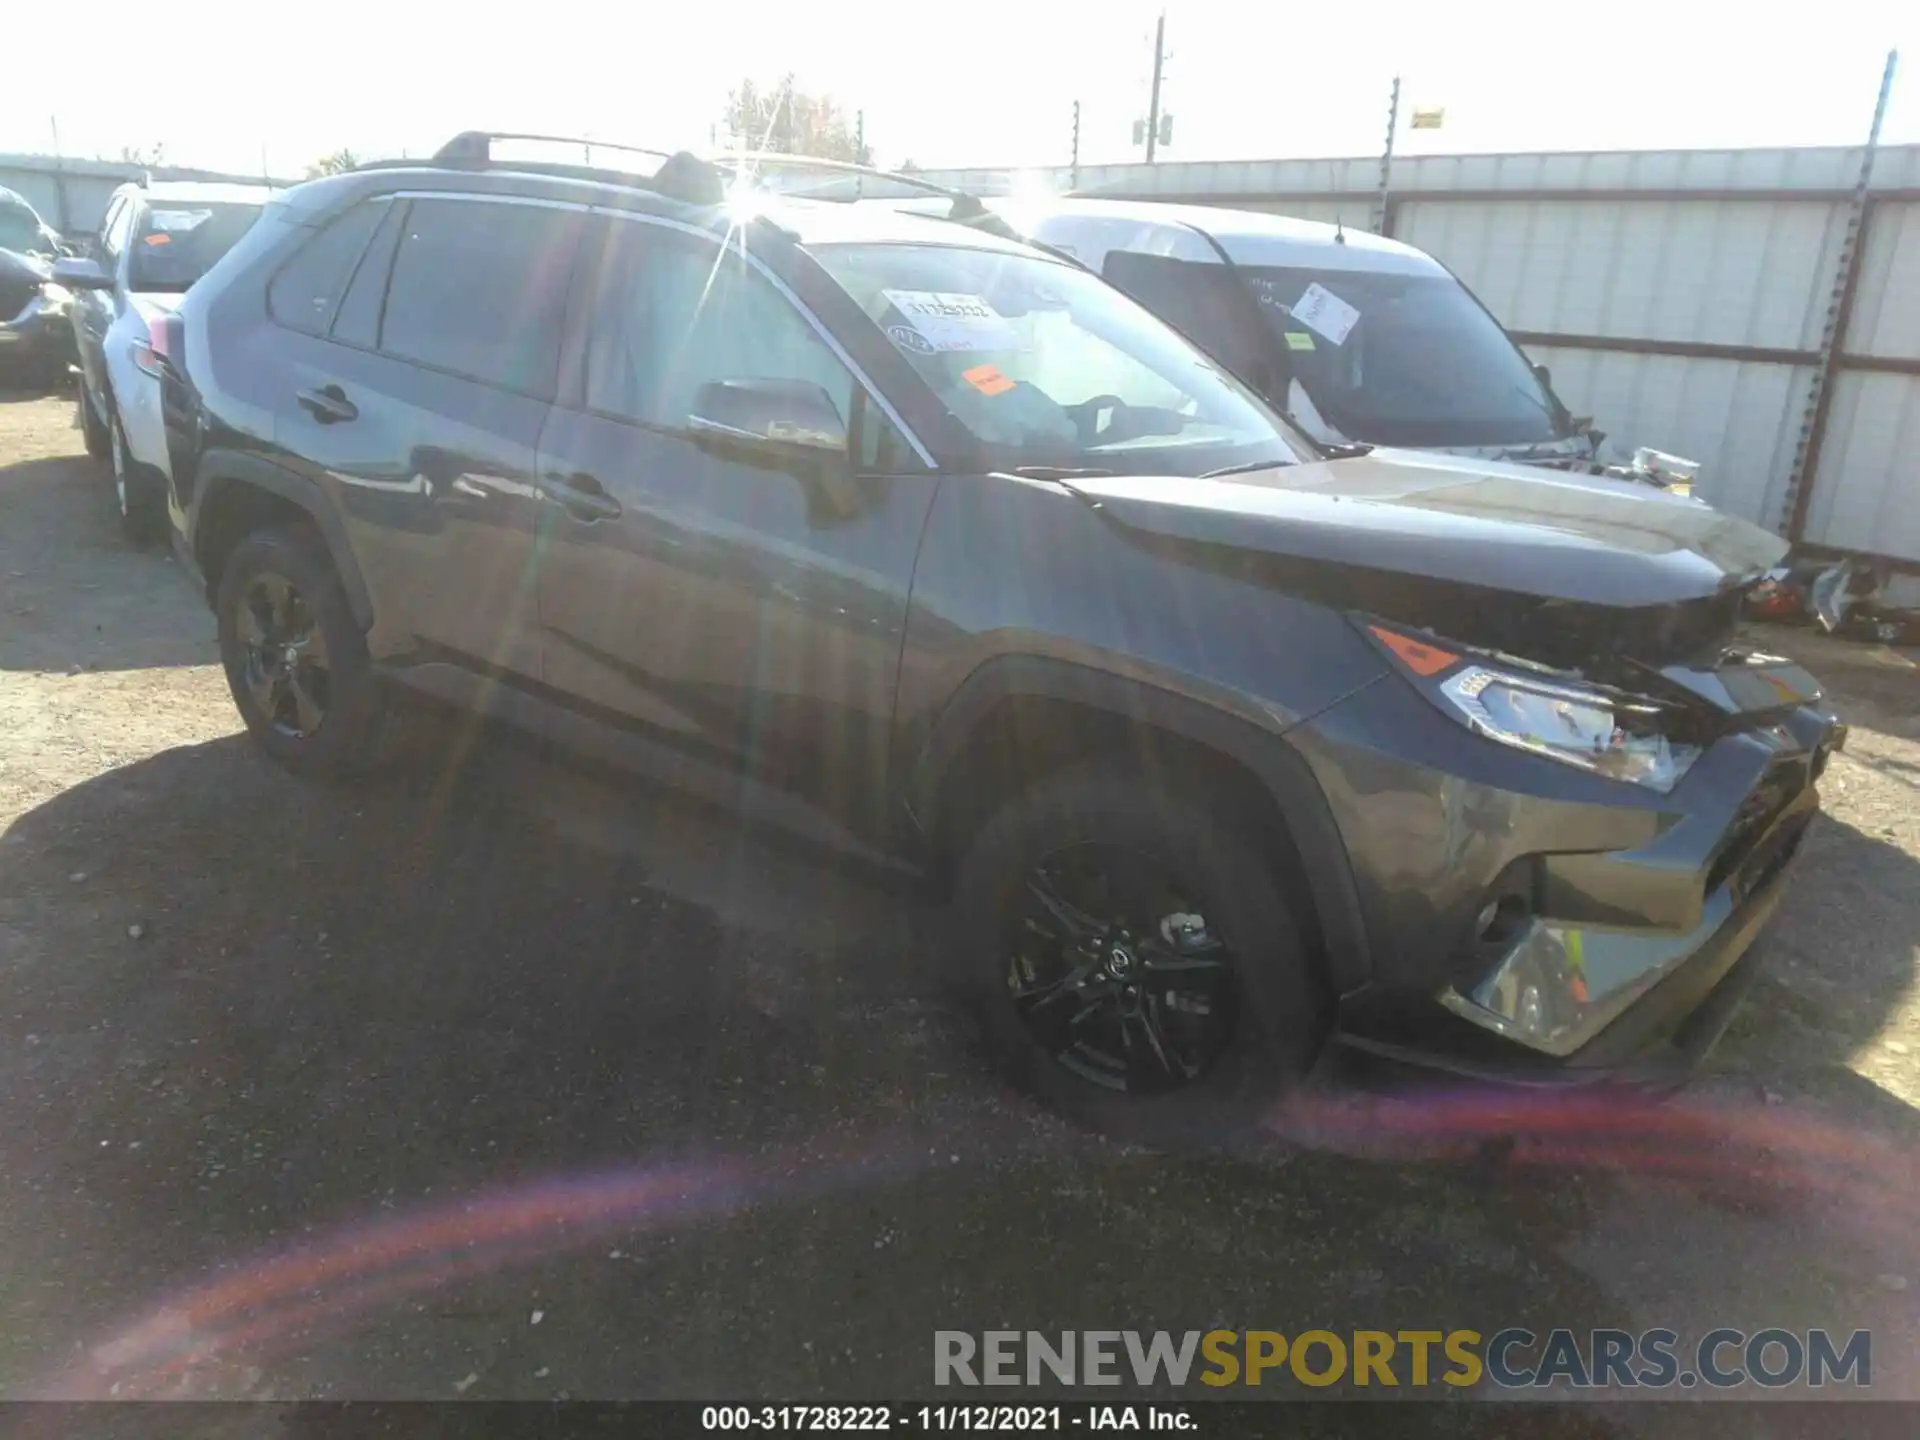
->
(952, 762, 1328, 1146)
(110, 411, 166, 546)
(79, 383, 110, 459)
(216, 525, 400, 779)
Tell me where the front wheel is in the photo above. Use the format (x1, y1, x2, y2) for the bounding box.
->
(216, 526, 400, 778)
(952, 764, 1327, 1144)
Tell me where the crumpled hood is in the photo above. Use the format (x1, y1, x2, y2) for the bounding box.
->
(130, 290, 185, 318)
(0, 247, 54, 285)
(1069, 447, 1787, 608)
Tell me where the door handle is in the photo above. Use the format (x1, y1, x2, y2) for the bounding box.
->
(541, 471, 622, 522)
(296, 385, 358, 424)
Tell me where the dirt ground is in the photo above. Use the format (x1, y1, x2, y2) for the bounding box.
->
(2, 387, 1919, 1421)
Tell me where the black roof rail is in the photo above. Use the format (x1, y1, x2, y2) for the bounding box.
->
(427, 131, 727, 206)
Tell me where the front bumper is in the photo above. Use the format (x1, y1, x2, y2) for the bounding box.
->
(1295, 674, 1843, 1087)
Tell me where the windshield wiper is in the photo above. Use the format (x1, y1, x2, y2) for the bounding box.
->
(1198, 458, 1309, 479)
(1006, 465, 1120, 481)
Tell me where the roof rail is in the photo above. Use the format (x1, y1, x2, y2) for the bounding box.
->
(711, 151, 1014, 224)
(428, 131, 727, 206)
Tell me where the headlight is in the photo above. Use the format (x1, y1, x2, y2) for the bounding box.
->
(1438, 665, 1698, 792)
(1365, 622, 1701, 793)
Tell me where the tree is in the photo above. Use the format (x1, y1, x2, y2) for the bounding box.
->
(113, 143, 166, 168)
(720, 76, 869, 163)
(306, 149, 362, 179)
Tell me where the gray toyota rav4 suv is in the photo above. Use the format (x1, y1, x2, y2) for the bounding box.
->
(154, 134, 1843, 1135)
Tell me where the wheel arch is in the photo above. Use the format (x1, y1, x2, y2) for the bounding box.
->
(904, 655, 1374, 995)
(189, 450, 373, 630)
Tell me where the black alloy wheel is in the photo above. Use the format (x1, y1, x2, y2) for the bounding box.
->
(234, 571, 333, 739)
(1005, 843, 1241, 1095)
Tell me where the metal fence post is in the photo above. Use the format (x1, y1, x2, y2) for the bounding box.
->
(1783, 48, 1898, 543)
(1370, 75, 1401, 235)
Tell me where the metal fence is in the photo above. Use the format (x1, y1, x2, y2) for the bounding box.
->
(914, 144, 1920, 570)
(1, 153, 298, 241)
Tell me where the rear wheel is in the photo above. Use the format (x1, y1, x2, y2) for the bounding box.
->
(216, 526, 399, 778)
(953, 764, 1327, 1144)
(78, 383, 110, 459)
(110, 411, 165, 546)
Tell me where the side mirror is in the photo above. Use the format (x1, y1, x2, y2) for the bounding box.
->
(688, 377, 863, 523)
(1532, 362, 1553, 390)
(52, 256, 113, 291)
(689, 378, 849, 455)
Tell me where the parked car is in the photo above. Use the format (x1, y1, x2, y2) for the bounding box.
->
(0, 187, 75, 385)
(920, 196, 1700, 489)
(54, 180, 272, 540)
(153, 133, 1841, 1137)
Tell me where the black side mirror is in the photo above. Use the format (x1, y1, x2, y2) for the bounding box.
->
(688, 377, 862, 522)
(1532, 362, 1553, 391)
(52, 256, 113, 291)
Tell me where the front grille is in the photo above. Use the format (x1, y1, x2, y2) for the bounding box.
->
(0, 274, 39, 322)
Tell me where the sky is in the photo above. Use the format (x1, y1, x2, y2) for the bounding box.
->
(4, 0, 1915, 179)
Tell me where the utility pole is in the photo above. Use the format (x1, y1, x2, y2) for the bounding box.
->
(1370, 74, 1401, 235)
(1070, 100, 1082, 190)
(1144, 11, 1167, 163)
(855, 110, 865, 198)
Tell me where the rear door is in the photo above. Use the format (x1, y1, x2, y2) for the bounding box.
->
(269, 192, 586, 682)
(534, 214, 939, 829)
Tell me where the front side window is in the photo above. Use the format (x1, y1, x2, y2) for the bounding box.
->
(377, 198, 581, 395)
(813, 242, 1301, 476)
(100, 197, 135, 263)
(582, 223, 918, 468)
(128, 202, 265, 293)
(1237, 266, 1567, 448)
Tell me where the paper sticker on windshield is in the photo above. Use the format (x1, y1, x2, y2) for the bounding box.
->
(142, 233, 173, 247)
(961, 363, 1015, 396)
(1290, 282, 1360, 346)
(147, 209, 213, 233)
(881, 290, 1023, 353)
(1284, 331, 1315, 351)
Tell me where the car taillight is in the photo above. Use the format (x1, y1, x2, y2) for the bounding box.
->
(133, 313, 184, 380)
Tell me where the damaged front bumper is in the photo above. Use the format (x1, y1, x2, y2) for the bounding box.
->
(1297, 668, 1844, 1089)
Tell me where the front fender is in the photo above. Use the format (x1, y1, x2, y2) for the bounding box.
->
(904, 653, 1377, 995)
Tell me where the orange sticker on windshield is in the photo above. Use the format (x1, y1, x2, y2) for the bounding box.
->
(142, 233, 173, 246)
(962, 363, 1015, 397)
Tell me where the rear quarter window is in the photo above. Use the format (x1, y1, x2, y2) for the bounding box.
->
(267, 201, 387, 336)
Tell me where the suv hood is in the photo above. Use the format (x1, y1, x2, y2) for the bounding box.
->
(1070, 447, 1785, 610)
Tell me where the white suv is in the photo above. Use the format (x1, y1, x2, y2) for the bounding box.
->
(56, 180, 272, 542)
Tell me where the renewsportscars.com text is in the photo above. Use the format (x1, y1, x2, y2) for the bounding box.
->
(934, 1328, 1871, 1390)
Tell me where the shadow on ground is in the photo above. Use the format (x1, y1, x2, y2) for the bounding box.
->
(1, 728, 1916, 1406)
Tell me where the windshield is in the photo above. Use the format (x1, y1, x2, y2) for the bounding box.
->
(127, 202, 264, 292)
(812, 243, 1303, 476)
(0, 200, 49, 256)
(1237, 266, 1567, 448)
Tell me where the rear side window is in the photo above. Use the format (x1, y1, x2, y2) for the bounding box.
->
(268, 201, 386, 336)
(375, 198, 581, 396)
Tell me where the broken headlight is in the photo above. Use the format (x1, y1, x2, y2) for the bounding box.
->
(1365, 623, 1701, 793)
(1438, 666, 1699, 792)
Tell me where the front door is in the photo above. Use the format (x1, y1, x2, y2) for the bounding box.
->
(535, 215, 938, 830)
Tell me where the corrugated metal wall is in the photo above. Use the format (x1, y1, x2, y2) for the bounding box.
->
(1, 154, 296, 239)
(918, 144, 1920, 567)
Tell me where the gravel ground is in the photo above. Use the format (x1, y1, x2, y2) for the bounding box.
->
(2, 388, 1918, 1423)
